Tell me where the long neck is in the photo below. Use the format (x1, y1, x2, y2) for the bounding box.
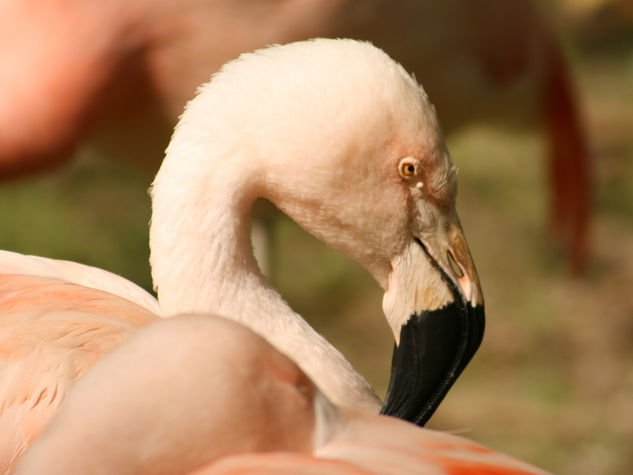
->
(149, 132, 379, 411)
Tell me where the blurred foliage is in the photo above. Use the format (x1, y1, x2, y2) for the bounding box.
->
(0, 152, 153, 291)
(2, 6, 633, 475)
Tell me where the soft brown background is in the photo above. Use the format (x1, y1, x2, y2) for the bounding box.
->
(1, 1, 632, 473)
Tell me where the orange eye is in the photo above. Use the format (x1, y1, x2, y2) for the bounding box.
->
(398, 157, 419, 179)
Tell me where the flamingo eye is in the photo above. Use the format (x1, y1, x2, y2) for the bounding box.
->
(398, 157, 419, 179)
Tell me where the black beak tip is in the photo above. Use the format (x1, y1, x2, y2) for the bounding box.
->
(380, 301, 485, 426)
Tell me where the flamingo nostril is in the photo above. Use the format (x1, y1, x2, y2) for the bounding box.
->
(447, 250, 463, 278)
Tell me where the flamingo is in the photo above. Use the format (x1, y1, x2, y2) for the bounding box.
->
(0, 0, 590, 270)
(1, 39, 484, 471)
(16, 314, 547, 475)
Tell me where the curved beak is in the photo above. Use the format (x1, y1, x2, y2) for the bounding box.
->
(380, 211, 484, 426)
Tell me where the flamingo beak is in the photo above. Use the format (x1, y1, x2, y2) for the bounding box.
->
(380, 215, 485, 426)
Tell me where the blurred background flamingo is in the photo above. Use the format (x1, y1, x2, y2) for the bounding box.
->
(1, 1, 632, 474)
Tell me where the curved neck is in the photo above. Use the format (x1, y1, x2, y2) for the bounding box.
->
(149, 136, 379, 411)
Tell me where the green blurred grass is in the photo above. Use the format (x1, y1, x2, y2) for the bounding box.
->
(0, 152, 154, 291)
(1, 48, 632, 475)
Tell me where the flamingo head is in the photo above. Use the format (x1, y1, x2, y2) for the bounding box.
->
(160, 38, 484, 426)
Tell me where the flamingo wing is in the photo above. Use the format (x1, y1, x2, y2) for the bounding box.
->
(199, 412, 549, 475)
(15, 315, 549, 475)
(0, 262, 157, 471)
(0, 250, 161, 315)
